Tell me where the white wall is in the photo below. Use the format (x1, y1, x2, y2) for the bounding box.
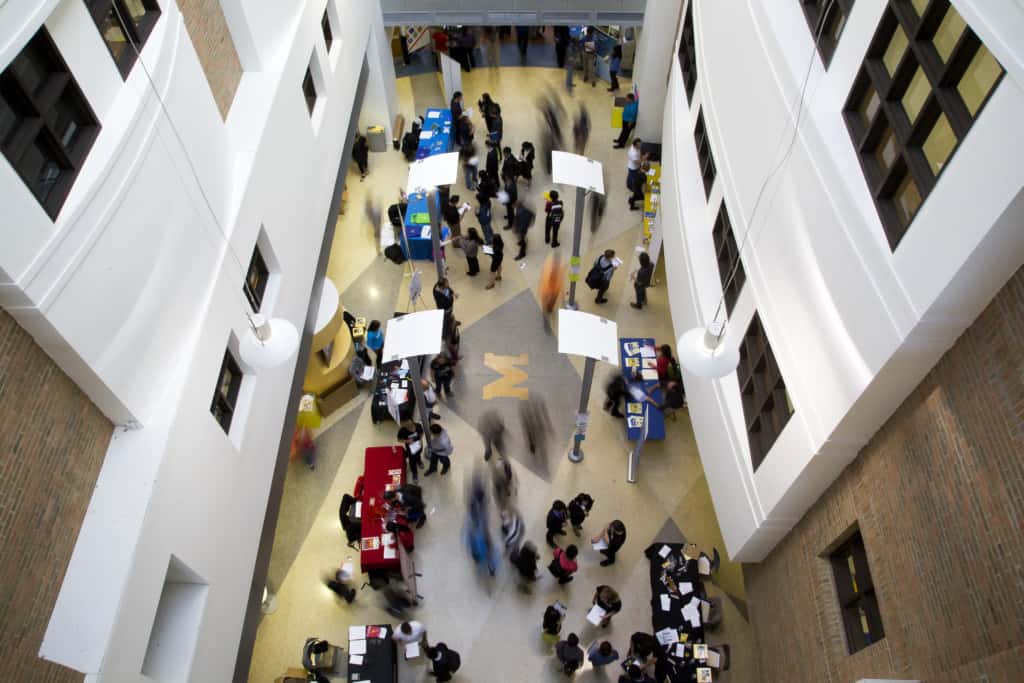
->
(0, 0, 393, 679)
(660, 0, 1024, 561)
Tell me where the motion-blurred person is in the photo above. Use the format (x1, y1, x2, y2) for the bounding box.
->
(465, 472, 497, 575)
(459, 227, 482, 276)
(460, 141, 478, 190)
(604, 374, 626, 418)
(482, 26, 500, 68)
(581, 33, 597, 85)
(519, 395, 553, 455)
(501, 169, 518, 228)
(564, 38, 577, 93)
(352, 133, 369, 180)
(500, 506, 524, 554)
(554, 26, 570, 67)
(324, 557, 356, 603)
(492, 456, 516, 509)
(573, 104, 591, 154)
(519, 140, 535, 187)
(479, 409, 507, 461)
(513, 199, 536, 261)
(544, 190, 565, 247)
(607, 44, 623, 92)
(486, 234, 504, 289)
(511, 540, 540, 585)
(539, 253, 564, 313)
(516, 25, 530, 64)
(485, 140, 500, 181)
(476, 191, 493, 244)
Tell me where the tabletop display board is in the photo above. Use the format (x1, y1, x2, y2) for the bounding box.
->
(557, 309, 619, 363)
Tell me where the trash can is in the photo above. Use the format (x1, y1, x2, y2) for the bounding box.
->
(611, 96, 627, 129)
(367, 125, 387, 153)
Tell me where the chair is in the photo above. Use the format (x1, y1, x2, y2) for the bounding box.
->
(704, 596, 724, 632)
(708, 644, 730, 671)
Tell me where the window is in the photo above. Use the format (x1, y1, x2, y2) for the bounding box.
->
(85, 0, 162, 78)
(321, 9, 334, 51)
(677, 1, 697, 102)
(0, 28, 100, 219)
(302, 66, 317, 116)
(828, 528, 885, 653)
(712, 203, 745, 315)
(210, 348, 243, 433)
(842, 1, 1005, 249)
(693, 109, 717, 199)
(243, 243, 270, 312)
(736, 314, 793, 470)
(800, 0, 854, 66)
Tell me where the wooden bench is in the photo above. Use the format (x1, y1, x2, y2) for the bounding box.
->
(392, 113, 405, 150)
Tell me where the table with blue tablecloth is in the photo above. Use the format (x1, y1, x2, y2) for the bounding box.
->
(401, 191, 440, 260)
(620, 337, 666, 441)
(415, 108, 452, 159)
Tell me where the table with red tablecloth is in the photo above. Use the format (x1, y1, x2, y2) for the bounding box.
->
(359, 446, 407, 573)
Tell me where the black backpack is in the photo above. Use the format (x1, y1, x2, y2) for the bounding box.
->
(585, 263, 604, 290)
(446, 649, 461, 672)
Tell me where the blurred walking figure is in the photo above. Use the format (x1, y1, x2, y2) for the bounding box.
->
(513, 199, 536, 261)
(353, 133, 369, 180)
(606, 44, 623, 92)
(324, 557, 357, 603)
(492, 456, 516, 509)
(516, 25, 530, 64)
(482, 26, 500, 69)
(573, 105, 591, 155)
(519, 395, 553, 456)
(539, 253, 565, 317)
(476, 191, 493, 244)
(519, 141, 536, 187)
(501, 506, 524, 553)
(511, 540, 540, 586)
(460, 141, 479, 191)
(465, 472, 497, 576)
(479, 410, 507, 461)
(564, 38, 577, 93)
(581, 33, 597, 86)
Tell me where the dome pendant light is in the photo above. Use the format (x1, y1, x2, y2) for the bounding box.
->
(678, 320, 740, 379)
(239, 314, 300, 370)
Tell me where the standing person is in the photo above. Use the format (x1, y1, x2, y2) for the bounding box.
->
(500, 146, 519, 184)
(542, 602, 565, 636)
(625, 138, 644, 200)
(607, 44, 622, 92)
(554, 26, 570, 68)
(630, 251, 654, 309)
(486, 234, 504, 289)
(568, 493, 594, 536)
(485, 140, 500, 182)
(431, 355, 454, 398)
(488, 104, 504, 146)
(627, 156, 646, 211)
(519, 141, 535, 187)
(545, 500, 569, 547)
(457, 112, 475, 149)
(478, 92, 496, 121)
(555, 633, 584, 675)
(433, 278, 457, 311)
(581, 33, 597, 86)
(656, 344, 678, 384)
(460, 141, 479, 190)
(476, 191, 493, 244)
(424, 423, 453, 476)
(591, 519, 627, 566)
(515, 25, 530, 64)
(589, 249, 618, 304)
(573, 105, 591, 154)
(591, 585, 622, 627)
(588, 640, 620, 668)
(397, 420, 425, 483)
(501, 170, 518, 228)
(513, 200, 536, 260)
(365, 319, 384, 367)
(421, 378, 441, 421)
(614, 93, 639, 147)
(352, 134, 369, 180)
(511, 541, 540, 585)
(479, 410, 506, 460)
(478, 169, 499, 200)
(544, 190, 565, 247)
(443, 195, 464, 240)
(393, 620, 428, 648)
(604, 374, 627, 418)
(564, 38, 577, 93)
(548, 544, 579, 584)
(424, 642, 461, 682)
(460, 227, 482, 276)
(450, 91, 464, 127)
(482, 26, 500, 68)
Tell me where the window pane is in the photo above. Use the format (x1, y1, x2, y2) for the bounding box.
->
(932, 6, 966, 63)
(923, 112, 955, 175)
(901, 66, 930, 123)
(883, 24, 908, 76)
(49, 97, 87, 150)
(957, 44, 1002, 117)
(873, 127, 898, 174)
(26, 138, 63, 203)
(122, 0, 151, 24)
(893, 172, 922, 226)
(0, 90, 18, 147)
(910, 0, 929, 17)
(857, 84, 880, 128)
(823, 5, 847, 45)
(99, 7, 132, 59)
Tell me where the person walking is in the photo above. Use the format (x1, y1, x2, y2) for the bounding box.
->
(544, 190, 565, 247)
(554, 26, 570, 67)
(353, 134, 369, 180)
(630, 251, 654, 309)
(590, 249, 619, 304)
(628, 155, 646, 211)
(591, 519, 627, 566)
(591, 585, 622, 627)
(614, 93, 639, 148)
(393, 620, 428, 648)
(607, 45, 622, 92)
(625, 137, 645, 201)
(604, 374, 627, 418)
(512, 541, 540, 585)
(519, 141, 535, 188)
(588, 640, 620, 668)
(513, 200, 536, 260)
(397, 420, 425, 483)
(573, 105, 591, 155)
(501, 147, 519, 184)
(543, 602, 565, 636)
(555, 633, 584, 675)
(424, 423, 453, 476)
(324, 558, 357, 603)
(485, 140, 500, 181)
(568, 493, 594, 536)
(476, 192, 493, 244)
(431, 355, 454, 398)
(564, 38, 577, 93)
(433, 278, 457, 311)
(502, 170, 518, 228)
(486, 234, 504, 289)
(546, 500, 569, 547)
(460, 227, 482, 276)
(365, 319, 384, 367)
(482, 26, 500, 69)
(479, 409, 506, 460)
(581, 34, 597, 86)
(548, 544, 579, 584)
(450, 91, 464, 127)
(424, 642, 461, 681)
(515, 25, 530, 64)
(460, 142, 479, 191)
(443, 195, 464, 241)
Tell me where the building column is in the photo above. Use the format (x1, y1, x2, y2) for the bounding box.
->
(632, 0, 685, 142)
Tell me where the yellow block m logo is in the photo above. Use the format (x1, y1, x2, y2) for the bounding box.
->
(482, 353, 529, 400)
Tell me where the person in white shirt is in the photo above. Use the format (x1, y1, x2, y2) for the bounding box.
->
(393, 620, 428, 646)
(626, 139, 646, 211)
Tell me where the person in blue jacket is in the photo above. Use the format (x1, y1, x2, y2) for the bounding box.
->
(614, 93, 639, 148)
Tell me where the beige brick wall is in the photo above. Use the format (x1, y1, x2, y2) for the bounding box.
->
(176, 0, 243, 119)
(0, 311, 113, 682)
(745, 266, 1024, 683)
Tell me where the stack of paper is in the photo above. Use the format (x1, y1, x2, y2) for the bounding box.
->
(655, 627, 678, 646)
(659, 594, 672, 612)
(349, 654, 364, 665)
(679, 581, 694, 595)
(681, 596, 702, 628)
(349, 639, 367, 655)
(658, 545, 672, 559)
(405, 641, 421, 659)
(586, 605, 607, 626)
(349, 626, 367, 640)
(705, 649, 721, 668)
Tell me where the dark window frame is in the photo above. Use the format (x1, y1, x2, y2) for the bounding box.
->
(302, 66, 317, 116)
(693, 109, 717, 199)
(842, 0, 1005, 250)
(0, 28, 101, 220)
(736, 313, 793, 470)
(800, 0, 855, 67)
(828, 528, 885, 654)
(321, 9, 334, 51)
(85, 0, 162, 78)
(210, 348, 243, 434)
(712, 202, 745, 315)
(677, 1, 697, 102)
(243, 243, 270, 312)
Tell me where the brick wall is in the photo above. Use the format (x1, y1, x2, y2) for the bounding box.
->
(177, 0, 243, 119)
(745, 266, 1024, 683)
(0, 311, 112, 682)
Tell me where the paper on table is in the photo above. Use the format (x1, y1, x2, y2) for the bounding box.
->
(361, 366, 375, 381)
(681, 597, 702, 627)
(627, 416, 644, 428)
(679, 581, 694, 595)
(624, 342, 641, 355)
(693, 644, 709, 661)
(659, 594, 671, 611)
(705, 649, 721, 668)
(592, 538, 608, 550)
(349, 654, 365, 665)
(655, 627, 678, 646)
(405, 641, 421, 659)
(419, 131, 433, 139)
(674, 643, 688, 658)
(426, 111, 441, 119)
(640, 345, 656, 358)
(383, 545, 396, 559)
(658, 544, 672, 558)
(586, 604, 607, 625)
(697, 667, 713, 682)
(627, 402, 642, 414)
(641, 369, 659, 381)
(349, 639, 367, 655)
(421, 226, 431, 239)
(349, 625, 367, 640)
(381, 532, 395, 546)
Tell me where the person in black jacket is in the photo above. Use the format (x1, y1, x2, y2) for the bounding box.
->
(604, 374, 626, 418)
(442, 195, 463, 240)
(546, 500, 568, 547)
(511, 540, 540, 585)
(631, 251, 655, 309)
(544, 190, 565, 247)
(502, 170, 518, 228)
(450, 91, 464, 128)
(567, 492, 594, 536)
(353, 134, 369, 180)
(433, 278, 456, 312)
(485, 140, 499, 180)
(513, 200, 535, 260)
(425, 642, 461, 681)
(592, 519, 627, 566)
(519, 141, 535, 187)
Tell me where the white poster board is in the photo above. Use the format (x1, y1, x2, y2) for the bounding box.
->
(440, 52, 462, 106)
(383, 309, 445, 362)
(552, 151, 605, 193)
(557, 310, 619, 364)
(406, 152, 459, 194)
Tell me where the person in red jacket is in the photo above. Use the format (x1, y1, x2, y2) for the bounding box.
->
(549, 544, 579, 584)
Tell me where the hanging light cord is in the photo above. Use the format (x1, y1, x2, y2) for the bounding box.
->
(708, 0, 838, 334)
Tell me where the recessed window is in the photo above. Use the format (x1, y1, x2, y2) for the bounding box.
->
(243, 243, 270, 312)
(693, 109, 716, 199)
(321, 10, 334, 51)
(677, 2, 697, 102)
(736, 314, 793, 470)
(828, 528, 884, 654)
(302, 66, 317, 116)
(210, 348, 243, 434)
(85, 0, 161, 78)
(0, 28, 101, 219)
(842, 1, 1005, 249)
(712, 203, 745, 315)
(799, 0, 854, 66)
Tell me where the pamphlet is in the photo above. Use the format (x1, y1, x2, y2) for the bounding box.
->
(349, 639, 367, 655)
(627, 416, 644, 429)
(627, 403, 642, 414)
(586, 605, 607, 626)
(419, 131, 433, 140)
(660, 594, 671, 612)
(354, 501, 362, 518)
(674, 643, 687, 658)
(655, 627, 678, 646)
(349, 654, 364, 665)
(360, 537, 379, 551)
(426, 111, 441, 119)
(693, 644, 709, 660)
(409, 441, 422, 454)
(679, 581, 694, 595)
(658, 544, 672, 558)
(482, 245, 494, 255)
(705, 649, 721, 668)
(405, 641, 421, 659)
(349, 626, 367, 640)
(625, 357, 640, 368)
(361, 366, 375, 381)
(591, 538, 608, 550)
(624, 342, 641, 356)
(639, 344, 656, 358)
(611, 257, 623, 267)
(641, 369, 659, 381)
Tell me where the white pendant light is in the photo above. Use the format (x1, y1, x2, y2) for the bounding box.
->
(678, 320, 740, 379)
(239, 314, 300, 369)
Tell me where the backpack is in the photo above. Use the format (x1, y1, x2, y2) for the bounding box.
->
(585, 263, 604, 290)
(384, 243, 406, 265)
(446, 649, 461, 672)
